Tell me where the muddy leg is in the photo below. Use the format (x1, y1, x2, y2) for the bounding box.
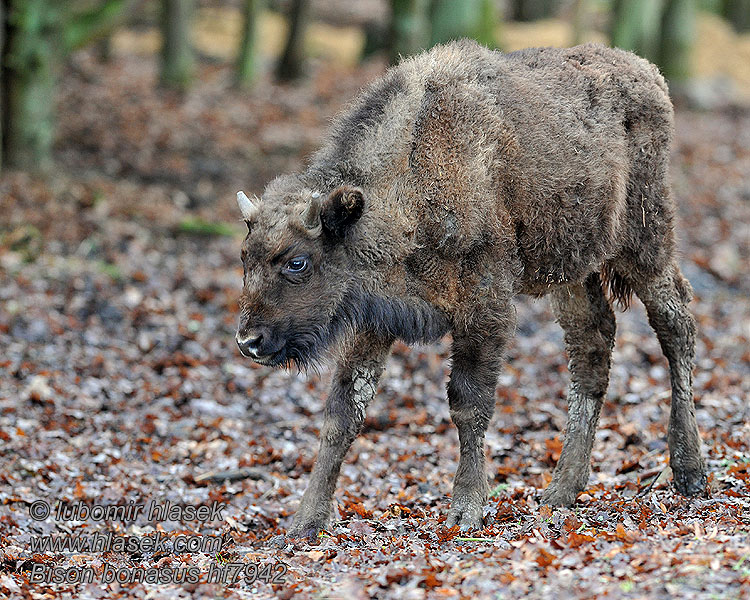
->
(542, 273, 616, 506)
(632, 266, 706, 495)
(287, 336, 392, 539)
(446, 313, 513, 530)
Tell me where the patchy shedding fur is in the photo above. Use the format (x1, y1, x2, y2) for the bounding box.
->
(235, 40, 707, 538)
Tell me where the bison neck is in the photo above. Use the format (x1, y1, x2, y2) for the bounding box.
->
(332, 289, 451, 346)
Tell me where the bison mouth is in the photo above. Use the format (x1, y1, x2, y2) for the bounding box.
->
(242, 335, 328, 371)
(249, 352, 282, 366)
(237, 342, 285, 367)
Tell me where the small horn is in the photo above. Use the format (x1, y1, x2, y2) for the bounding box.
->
(301, 193, 322, 230)
(237, 191, 258, 220)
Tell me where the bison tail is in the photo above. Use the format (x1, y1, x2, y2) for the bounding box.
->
(601, 263, 633, 310)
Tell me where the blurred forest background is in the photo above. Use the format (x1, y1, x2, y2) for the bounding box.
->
(1, 1, 749, 599)
(1, 0, 750, 173)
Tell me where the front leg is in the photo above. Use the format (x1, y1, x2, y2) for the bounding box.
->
(446, 312, 513, 530)
(287, 335, 392, 539)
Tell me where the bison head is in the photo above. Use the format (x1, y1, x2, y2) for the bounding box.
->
(235, 176, 365, 369)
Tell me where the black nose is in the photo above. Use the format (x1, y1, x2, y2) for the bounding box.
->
(236, 333, 263, 357)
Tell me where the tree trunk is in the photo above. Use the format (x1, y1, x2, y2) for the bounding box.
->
(64, 0, 130, 53)
(95, 36, 113, 63)
(571, 0, 588, 46)
(361, 19, 389, 60)
(722, 0, 750, 32)
(389, 0, 430, 64)
(659, 0, 695, 82)
(3, 0, 60, 171)
(276, 0, 309, 81)
(236, 0, 261, 88)
(1, 0, 5, 171)
(430, 0, 499, 48)
(477, 0, 501, 48)
(509, 0, 558, 21)
(611, 0, 663, 63)
(160, 0, 193, 91)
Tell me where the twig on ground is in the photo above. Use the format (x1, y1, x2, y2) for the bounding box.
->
(194, 467, 272, 483)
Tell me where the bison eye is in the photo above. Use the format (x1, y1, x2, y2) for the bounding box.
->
(283, 256, 309, 275)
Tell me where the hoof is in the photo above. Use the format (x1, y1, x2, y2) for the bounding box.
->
(286, 522, 325, 541)
(446, 502, 484, 531)
(672, 465, 707, 497)
(540, 485, 578, 507)
(267, 534, 289, 548)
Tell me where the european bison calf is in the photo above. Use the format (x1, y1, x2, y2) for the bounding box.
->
(235, 40, 706, 536)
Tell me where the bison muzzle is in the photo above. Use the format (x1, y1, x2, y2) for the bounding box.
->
(234, 40, 707, 538)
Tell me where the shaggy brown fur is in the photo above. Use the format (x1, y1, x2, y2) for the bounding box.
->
(235, 40, 706, 537)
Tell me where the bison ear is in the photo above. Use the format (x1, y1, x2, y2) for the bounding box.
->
(321, 186, 365, 240)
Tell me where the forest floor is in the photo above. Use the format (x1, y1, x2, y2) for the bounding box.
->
(1, 29, 750, 600)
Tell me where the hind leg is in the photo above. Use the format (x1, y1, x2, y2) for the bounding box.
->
(542, 273, 616, 506)
(631, 264, 706, 495)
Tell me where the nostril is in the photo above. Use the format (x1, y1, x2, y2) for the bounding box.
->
(236, 332, 264, 356)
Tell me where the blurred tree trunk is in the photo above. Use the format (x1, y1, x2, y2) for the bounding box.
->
(65, 0, 129, 53)
(361, 19, 389, 60)
(476, 0, 501, 48)
(611, 0, 663, 63)
(721, 0, 750, 32)
(429, 0, 499, 48)
(509, 0, 558, 21)
(1, 0, 5, 171)
(2, 0, 60, 171)
(160, 0, 193, 91)
(95, 36, 113, 63)
(236, 0, 261, 88)
(389, 0, 430, 64)
(276, 0, 309, 81)
(571, 0, 588, 45)
(659, 0, 696, 82)
(1, 0, 132, 171)
(68, 0, 133, 64)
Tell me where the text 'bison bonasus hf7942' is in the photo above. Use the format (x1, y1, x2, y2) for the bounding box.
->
(234, 40, 707, 538)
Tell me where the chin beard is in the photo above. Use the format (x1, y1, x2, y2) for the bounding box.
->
(248, 320, 335, 374)
(250, 290, 449, 372)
